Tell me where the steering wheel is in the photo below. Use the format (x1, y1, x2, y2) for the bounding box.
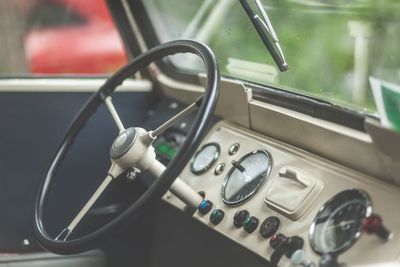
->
(34, 40, 220, 255)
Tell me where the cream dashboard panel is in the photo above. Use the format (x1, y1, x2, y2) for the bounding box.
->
(163, 120, 400, 266)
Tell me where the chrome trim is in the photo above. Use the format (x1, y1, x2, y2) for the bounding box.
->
(121, 0, 148, 53)
(190, 142, 221, 175)
(0, 78, 152, 92)
(309, 188, 373, 256)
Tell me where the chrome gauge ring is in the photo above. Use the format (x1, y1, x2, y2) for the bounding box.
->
(190, 143, 220, 175)
(309, 189, 373, 256)
(221, 150, 272, 205)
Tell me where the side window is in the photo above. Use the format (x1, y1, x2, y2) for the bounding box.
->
(0, 0, 127, 75)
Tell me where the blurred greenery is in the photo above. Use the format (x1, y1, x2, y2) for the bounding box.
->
(1, 0, 399, 114)
(147, 0, 400, 113)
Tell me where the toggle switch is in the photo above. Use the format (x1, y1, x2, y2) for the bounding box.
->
(279, 168, 308, 187)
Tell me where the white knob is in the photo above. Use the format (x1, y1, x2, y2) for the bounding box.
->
(291, 249, 315, 267)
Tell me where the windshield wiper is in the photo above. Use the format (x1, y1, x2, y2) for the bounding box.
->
(239, 0, 289, 72)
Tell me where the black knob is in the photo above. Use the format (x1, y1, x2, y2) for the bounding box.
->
(270, 233, 287, 249)
(319, 254, 341, 267)
(270, 234, 288, 267)
(243, 216, 259, 233)
(233, 210, 249, 228)
(285, 236, 304, 258)
(198, 199, 213, 215)
(260, 216, 280, 239)
(269, 234, 304, 267)
(210, 209, 225, 225)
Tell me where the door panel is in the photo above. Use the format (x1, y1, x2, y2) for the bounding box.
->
(0, 87, 156, 252)
(0, 250, 105, 267)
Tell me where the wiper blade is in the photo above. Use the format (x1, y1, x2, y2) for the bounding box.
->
(239, 0, 289, 72)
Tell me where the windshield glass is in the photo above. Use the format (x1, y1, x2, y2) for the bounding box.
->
(142, 0, 400, 113)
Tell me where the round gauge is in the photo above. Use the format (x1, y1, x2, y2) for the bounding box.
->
(309, 189, 373, 255)
(190, 143, 220, 175)
(221, 150, 272, 205)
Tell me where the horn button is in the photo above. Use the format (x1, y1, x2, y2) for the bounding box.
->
(110, 127, 137, 159)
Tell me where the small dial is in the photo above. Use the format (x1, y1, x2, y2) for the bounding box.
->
(190, 143, 220, 175)
(309, 189, 372, 255)
(221, 150, 272, 205)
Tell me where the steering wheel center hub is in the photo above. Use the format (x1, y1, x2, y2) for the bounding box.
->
(110, 127, 137, 159)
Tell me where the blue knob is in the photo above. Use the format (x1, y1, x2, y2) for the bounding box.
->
(198, 199, 213, 215)
(210, 209, 225, 225)
(243, 216, 259, 233)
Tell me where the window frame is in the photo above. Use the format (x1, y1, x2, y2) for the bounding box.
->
(125, 0, 370, 131)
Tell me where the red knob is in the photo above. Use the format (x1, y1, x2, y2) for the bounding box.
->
(362, 214, 392, 241)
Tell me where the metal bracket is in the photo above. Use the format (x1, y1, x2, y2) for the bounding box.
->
(199, 74, 252, 128)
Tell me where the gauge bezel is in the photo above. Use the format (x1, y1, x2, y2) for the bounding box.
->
(190, 142, 221, 175)
(221, 149, 272, 206)
(309, 188, 373, 256)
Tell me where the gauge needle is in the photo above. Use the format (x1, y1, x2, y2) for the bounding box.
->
(232, 160, 252, 182)
(326, 220, 356, 230)
(232, 160, 245, 172)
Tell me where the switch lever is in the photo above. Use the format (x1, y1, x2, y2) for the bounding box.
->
(279, 168, 308, 187)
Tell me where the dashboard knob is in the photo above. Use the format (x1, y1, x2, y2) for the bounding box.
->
(260, 216, 280, 238)
(362, 214, 393, 241)
(233, 210, 249, 228)
(243, 216, 259, 233)
(210, 209, 225, 225)
(269, 234, 304, 267)
(270, 233, 287, 249)
(291, 249, 315, 267)
(285, 236, 304, 258)
(198, 199, 213, 215)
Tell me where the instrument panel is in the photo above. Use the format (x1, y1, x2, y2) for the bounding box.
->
(163, 121, 400, 266)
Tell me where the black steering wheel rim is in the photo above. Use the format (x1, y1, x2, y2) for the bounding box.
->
(34, 40, 220, 255)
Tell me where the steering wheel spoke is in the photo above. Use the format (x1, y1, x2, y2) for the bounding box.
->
(150, 96, 202, 138)
(104, 96, 125, 132)
(55, 163, 124, 241)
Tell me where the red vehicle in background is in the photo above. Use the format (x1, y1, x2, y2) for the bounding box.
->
(25, 0, 127, 74)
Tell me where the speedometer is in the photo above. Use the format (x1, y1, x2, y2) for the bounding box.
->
(222, 150, 272, 205)
(309, 189, 372, 255)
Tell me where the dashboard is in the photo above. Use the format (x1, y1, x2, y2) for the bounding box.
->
(163, 120, 400, 266)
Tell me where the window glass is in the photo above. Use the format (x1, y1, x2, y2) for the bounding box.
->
(0, 0, 127, 75)
(143, 0, 400, 112)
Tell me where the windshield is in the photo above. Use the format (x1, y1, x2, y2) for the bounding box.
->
(142, 0, 400, 113)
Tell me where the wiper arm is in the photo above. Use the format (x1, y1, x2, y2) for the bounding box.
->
(239, 0, 289, 72)
(254, 0, 287, 64)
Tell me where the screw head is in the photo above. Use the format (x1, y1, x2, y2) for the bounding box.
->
(229, 143, 240, 155)
(126, 167, 141, 181)
(214, 163, 225, 175)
